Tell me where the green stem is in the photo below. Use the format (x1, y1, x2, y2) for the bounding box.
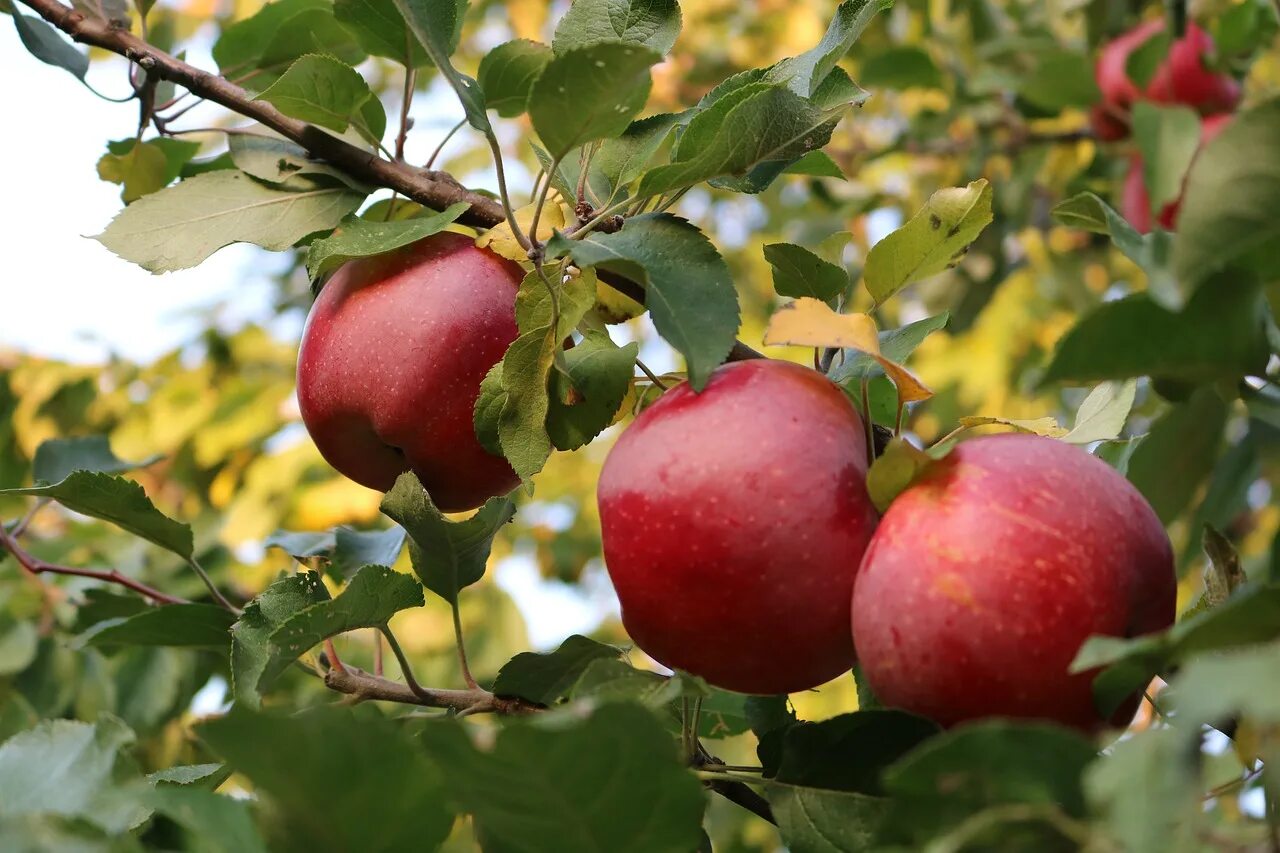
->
(451, 600, 478, 689)
(186, 557, 236, 612)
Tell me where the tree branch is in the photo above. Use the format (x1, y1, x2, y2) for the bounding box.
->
(0, 523, 189, 605)
(16, 0, 765, 365)
(324, 664, 537, 716)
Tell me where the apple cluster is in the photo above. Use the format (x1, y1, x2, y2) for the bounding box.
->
(297, 249, 1176, 734)
(1090, 20, 1241, 232)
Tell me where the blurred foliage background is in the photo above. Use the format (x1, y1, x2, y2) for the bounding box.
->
(2, 0, 1280, 849)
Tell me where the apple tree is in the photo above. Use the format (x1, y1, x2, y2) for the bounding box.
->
(1, 0, 1279, 849)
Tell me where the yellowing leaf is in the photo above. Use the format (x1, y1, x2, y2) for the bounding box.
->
(957, 415, 1068, 438)
(764, 298, 933, 403)
(476, 200, 569, 262)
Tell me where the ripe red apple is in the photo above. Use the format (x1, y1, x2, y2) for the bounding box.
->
(851, 434, 1175, 732)
(1094, 19, 1164, 114)
(297, 231, 522, 512)
(597, 359, 879, 695)
(1121, 113, 1231, 233)
(1147, 23, 1241, 115)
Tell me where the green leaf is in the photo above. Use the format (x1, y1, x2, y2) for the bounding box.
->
(865, 438, 936, 514)
(1061, 380, 1137, 445)
(200, 705, 453, 852)
(636, 84, 839, 197)
(1127, 387, 1228, 524)
(878, 721, 1094, 848)
(1017, 49, 1101, 110)
(230, 572, 330, 707)
(529, 42, 660, 159)
(147, 763, 222, 785)
(212, 0, 328, 71)
(828, 312, 950, 387)
(1084, 727, 1200, 853)
(330, 526, 406, 579)
(592, 111, 684, 191)
(260, 564, 423, 685)
(142, 785, 269, 853)
(0, 714, 147, 833)
(304, 202, 468, 278)
(1072, 584, 1280, 716)
(783, 150, 846, 178)
(1041, 277, 1270, 384)
(775, 710, 940, 795)
(31, 436, 159, 485)
(478, 39, 554, 117)
(1051, 191, 1178, 306)
(379, 472, 514, 605)
(95, 171, 365, 273)
(1133, 102, 1202, 213)
(334, 0, 437, 65)
(419, 703, 705, 853)
(79, 605, 235, 650)
(770, 0, 889, 98)
(392, 0, 489, 133)
(473, 363, 506, 457)
(547, 214, 740, 391)
(263, 530, 335, 561)
(0, 614, 37, 677)
(1167, 638, 1280, 726)
(1125, 28, 1171, 88)
(227, 133, 369, 189)
(96, 140, 170, 204)
(255, 53, 377, 133)
(768, 785, 885, 853)
(864, 179, 993, 305)
(764, 242, 848, 302)
(492, 634, 622, 704)
(11, 10, 88, 81)
(552, 0, 681, 56)
(858, 45, 942, 90)
(547, 332, 639, 451)
(2, 472, 192, 560)
(1174, 96, 1280, 289)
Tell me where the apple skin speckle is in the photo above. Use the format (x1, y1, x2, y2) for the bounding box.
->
(852, 433, 1176, 733)
(296, 232, 522, 512)
(598, 360, 879, 695)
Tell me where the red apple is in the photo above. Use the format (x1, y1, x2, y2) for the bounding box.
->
(1147, 23, 1241, 115)
(1095, 20, 1164, 113)
(851, 434, 1175, 732)
(1121, 113, 1232, 233)
(597, 359, 879, 695)
(297, 231, 522, 512)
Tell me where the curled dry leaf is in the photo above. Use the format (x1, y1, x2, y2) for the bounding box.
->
(476, 199, 572, 262)
(763, 297, 933, 402)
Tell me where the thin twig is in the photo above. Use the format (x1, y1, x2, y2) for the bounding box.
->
(10, 498, 50, 538)
(325, 664, 536, 716)
(450, 601, 478, 689)
(324, 638, 347, 675)
(394, 33, 416, 161)
(0, 524, 188, 605)
(635, 359, 669, 390)
(424, 118, 466, 170)
(186, 557, 236, 612)
(373, 627, 384, 677)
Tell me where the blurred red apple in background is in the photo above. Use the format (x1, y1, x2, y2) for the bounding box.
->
(1122, 112, 1232, 232)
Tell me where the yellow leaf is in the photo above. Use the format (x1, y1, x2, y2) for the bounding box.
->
(764, 298, 933, 402)
(957, 415, 1068, 438)
(476, 200, 568, 262)
(763, 298, 879, 350)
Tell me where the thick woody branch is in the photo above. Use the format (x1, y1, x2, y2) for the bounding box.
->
(18, 0, 764, 363)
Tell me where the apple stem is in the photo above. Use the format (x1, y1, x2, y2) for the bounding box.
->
(859, 377, 876, 467)
(379, 623, 430, 699)
(451, 601, 479, 690)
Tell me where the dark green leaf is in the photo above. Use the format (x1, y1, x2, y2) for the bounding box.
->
(419, 703, 705, 853)
(546, 332, 639, 451)
(31, 436, 159, 486)
(255, 53, 377, 133)
(331, 526, 406, 579)
(260, 564, 423, 684)
(263, 530, 335, 561)
(478, 39, 553, 117)
(79, 605, 235, 650)
(552, 0, 681, 56)
(783, 150, 846, 178)
(142, 785, 268, 853)
(380, 472, 514, 604)
(1133, 103, 1201, 213)
(865, 438, 936, 514)
(1084, 727, 1200, 853)
(392, 0, 489, 133)
(591, 111, 685, 191)
(864, 180, 993, 305)
(492, 634, 622, 704)
(769, 784, 885, 853)
(200, 705, 453, 852)
(2, 472, 192, 559)
(212, 0, 328, 71)
(304, 202, 468, 277)
(529, 42, 660, 158)
(334, 0, 436, 65)
(11, 10, 88, 80)
(764, 242, 848, 302)
(1175, 96, 1280, 288)
(547, 214, 740, 391)
(230, 572, 330, 707)
(1125, 28, 1170, 88)
(858, 45, 942, 90)
(769, 0, 889, 98)
(776, 710, 940, 795)
(473, 363, 506, 457)
(95, 171, 365, 273)
(1127, 387, 1228, 525)
(1051, 192, 1178, 305)
(1041, 277, 1270, 384)
(1018, 49, 1101, 110)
